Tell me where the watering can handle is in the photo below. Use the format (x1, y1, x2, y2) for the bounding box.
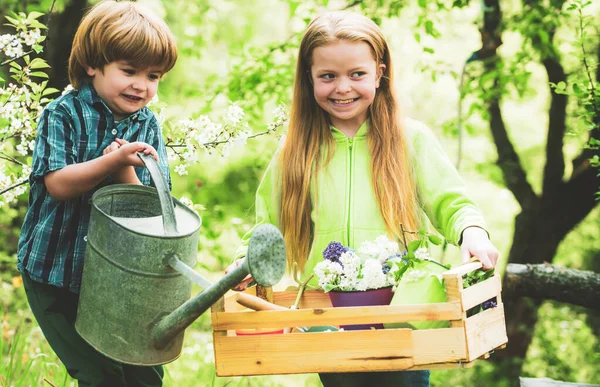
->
(137, 152, 178, 235)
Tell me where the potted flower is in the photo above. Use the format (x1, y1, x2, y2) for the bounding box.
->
(314, 229, 497, 331)
(314, 236, 400, 330)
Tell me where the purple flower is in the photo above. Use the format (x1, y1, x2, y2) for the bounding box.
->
(482, 298, 497, 310)
(323, 241, 349, 263)
(381, 264, 391, 274)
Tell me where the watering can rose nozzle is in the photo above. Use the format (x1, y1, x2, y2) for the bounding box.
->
(151, 223, 286, 350)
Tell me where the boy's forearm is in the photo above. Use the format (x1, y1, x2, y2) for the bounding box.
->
(44, 153, 123, 200)
(113, 166, 142, 185)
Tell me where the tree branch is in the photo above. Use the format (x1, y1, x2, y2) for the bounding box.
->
(481, 0, 537, 208)
(0, 179, 28, 196)
(504, 263, 600, 310)
(541, 56, 568, 192)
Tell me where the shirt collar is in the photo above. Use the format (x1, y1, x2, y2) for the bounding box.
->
(330, 120, 368, 140)
(76, 83, 150, 122)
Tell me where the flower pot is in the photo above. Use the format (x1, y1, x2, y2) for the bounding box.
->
(328, 287, 394, 330)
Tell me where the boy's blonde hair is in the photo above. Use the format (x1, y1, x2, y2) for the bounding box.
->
(68, 0, 178, 89)
(279, 11, 419, 271)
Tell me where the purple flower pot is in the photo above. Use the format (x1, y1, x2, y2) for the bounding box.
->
(328, 287, 394, 330)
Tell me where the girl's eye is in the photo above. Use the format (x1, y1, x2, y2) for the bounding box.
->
(320, 73, 335, 80)
(351, 71, 365, 78)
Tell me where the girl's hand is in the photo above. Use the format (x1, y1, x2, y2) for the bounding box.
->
(225, 258, 255, 291)
(460, 227, 499, 270)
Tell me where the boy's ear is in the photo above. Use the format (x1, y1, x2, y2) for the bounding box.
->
(376, 64, 386, 88)
(86, 66, 98, 77)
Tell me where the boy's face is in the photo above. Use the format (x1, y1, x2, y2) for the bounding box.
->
(86, 61, 162, 121)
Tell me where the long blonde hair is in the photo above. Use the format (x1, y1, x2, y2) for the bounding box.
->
(280, 11, 419, 271)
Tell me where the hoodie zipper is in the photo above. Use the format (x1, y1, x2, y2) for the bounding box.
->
(347, 137, 355, 247)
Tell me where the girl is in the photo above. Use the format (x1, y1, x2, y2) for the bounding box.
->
(228, 11, 499, 387)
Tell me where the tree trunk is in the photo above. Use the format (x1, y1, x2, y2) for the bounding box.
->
(44, 0, 88, 91)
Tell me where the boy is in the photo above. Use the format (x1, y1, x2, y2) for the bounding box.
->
(17, 1, 178, 385)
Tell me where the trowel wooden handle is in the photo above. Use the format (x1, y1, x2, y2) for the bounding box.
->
(235, 293, 288, 311)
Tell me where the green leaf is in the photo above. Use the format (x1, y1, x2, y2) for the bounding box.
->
(288, 1, 300, 17)
(4, 15, 20, 26)
(427, 234, 443, 246)
(42, 87, 59, 96)
(407, 240, 422, 254)
(423, 47, 435, 54)
(27, 11, 45, 20)
(29, 58, 50, 69)
(9, 62, 22, 70)
(29, 71, 49, 78)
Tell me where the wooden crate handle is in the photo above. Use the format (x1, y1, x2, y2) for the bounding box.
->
(442, 262, 483, 279)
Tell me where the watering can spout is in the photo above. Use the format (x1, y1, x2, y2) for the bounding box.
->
(151, 223, 286, 350)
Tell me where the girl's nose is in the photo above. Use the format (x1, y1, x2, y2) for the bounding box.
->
(336, 77, 352, 93)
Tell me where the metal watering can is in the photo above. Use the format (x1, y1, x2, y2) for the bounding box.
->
(75, 153, 286, 366)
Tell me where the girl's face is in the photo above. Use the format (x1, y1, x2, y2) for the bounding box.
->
(310, 40, 385, 136)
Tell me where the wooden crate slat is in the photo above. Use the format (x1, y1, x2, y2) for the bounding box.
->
(212, 302, 462, 331)
(214, 329, 414, 376)
(411, 328, 467, 365)
(462, 274, 502, 311)
(464, 304, 508, 361)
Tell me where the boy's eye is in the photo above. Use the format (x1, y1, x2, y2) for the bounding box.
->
(148, 74, 160, 81)
(122, 69, 136, 75)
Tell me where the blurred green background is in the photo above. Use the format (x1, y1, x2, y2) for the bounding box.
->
(0, 0, 599, 386)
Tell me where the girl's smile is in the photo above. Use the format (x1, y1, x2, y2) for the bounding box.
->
(311, 41, 385, 137)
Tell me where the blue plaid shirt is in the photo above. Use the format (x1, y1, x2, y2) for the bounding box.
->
(17, 83, 171, 292)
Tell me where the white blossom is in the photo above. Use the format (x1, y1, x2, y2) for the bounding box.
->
(414, 247, 432, 260)
(179, 196, 193, 207)
(174, 164, 188, 176)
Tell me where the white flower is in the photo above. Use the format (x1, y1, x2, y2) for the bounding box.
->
(174, 164, 188, 176)
(179, 196, 193, 207)
(414, 247, 431, 260)
(314, 260, 343, 289)
(357, 235, 400, 263)
(223, 103, 244, 126)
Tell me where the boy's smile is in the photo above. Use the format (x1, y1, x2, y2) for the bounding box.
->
(310, 41, 385, 137)
(86, 61, 161, 121)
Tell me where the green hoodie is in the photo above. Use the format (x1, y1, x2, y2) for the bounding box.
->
(235, 118, 487, 285)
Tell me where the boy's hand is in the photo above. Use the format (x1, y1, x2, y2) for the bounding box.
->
(111, 139, 159, 168)
(460, 226, 499, 270)
(103, 139, 157, 184)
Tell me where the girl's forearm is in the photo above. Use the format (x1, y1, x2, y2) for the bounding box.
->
(44, 152, 122, 200)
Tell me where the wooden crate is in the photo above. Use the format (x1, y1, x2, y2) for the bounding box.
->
(211, 262, 507, 376)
